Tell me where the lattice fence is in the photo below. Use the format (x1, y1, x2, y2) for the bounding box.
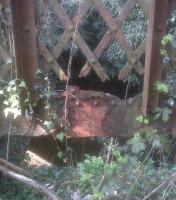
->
(0, 3, 11, 82)
(36, 0, 148, 83)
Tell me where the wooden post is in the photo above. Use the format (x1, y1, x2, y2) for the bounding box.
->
(142, 0, 169, 115)
(10, 0, 38, 90)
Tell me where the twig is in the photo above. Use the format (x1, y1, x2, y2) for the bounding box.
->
(0, 162, 62, 200)
(64, 0, 81, 128)
(6, 118, 11, 161)
(96, 137, 114, 192)
(142, 172, 176, 200)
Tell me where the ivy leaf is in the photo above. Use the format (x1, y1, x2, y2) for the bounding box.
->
(152, 139, 161, 149)
(57, 151, 64, 159)
(43, 121, 55, 130)
(161, 34, 172, 45)
(19, 81, 26, 88)
(35, 69, 42, 75)
(56, 132, 65, 142)
(9, 80, 16, 86)
(131, 142, 146, 154)
(161, 107, 172, 122)
(4, 107, 21, 118)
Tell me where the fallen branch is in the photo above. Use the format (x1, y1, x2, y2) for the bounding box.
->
(142, 172, 176, 200)
(0, 160, 62, 200)
(0, 158, 30, 177)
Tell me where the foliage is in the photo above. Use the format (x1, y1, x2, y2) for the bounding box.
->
(34, 69, 65, 129)
(0, 179, 42, 200)
(153, 107, 172, 122)
(0, 79, 31, 119)
(160, 34, 173, 58)
(152, 81, 174, 122)
(136, 115, 149, 125)
(0, 127, 175, 200)
(154, 81, 170, 94)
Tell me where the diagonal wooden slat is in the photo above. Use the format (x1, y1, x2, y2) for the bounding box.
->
(52, 30, 71, 59)
(75, 31, 109, 81)
(93, 0, 135, 61)
(43, 0, 72, 30)
(0, 45, 9, 60)
(79, 0, 137, 77)
(37, 0, 46, 16)
(0, 45, 11, 80)
(43, 0, 109, 81)
(116, 0, 137, 26)
(40, 0, 91, 80)
(52, 0, 92, 60)
(39, 41, 67, 80)
(118, 39, 146, 80)
(137, 0, 149, 17)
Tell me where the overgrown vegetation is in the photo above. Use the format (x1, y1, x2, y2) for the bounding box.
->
(1, 1, 176, 200)
(0, 128, 176, 200)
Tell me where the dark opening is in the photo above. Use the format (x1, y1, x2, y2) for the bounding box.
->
(49, 46, 143, 99)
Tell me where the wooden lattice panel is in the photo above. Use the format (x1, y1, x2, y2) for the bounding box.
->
(0, 45, 11, 81)
(38, 0, 149, 82)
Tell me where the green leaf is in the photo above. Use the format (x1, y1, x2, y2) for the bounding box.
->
(43, 121, 55, 130)
(56, 132, 65, 142)
(9, 80, 16, 86)
(0, 90, 3, 95)
(161, 34, 172, 45)
(152, 139, 161, 149)
(154, 81, 169, 94)
(19, 81, 26, 88)
(35, 69, 43, 75)
(4, 107, 21, 118)
(131, 142, 146, 154)
(136, 115, 149, 125)
(57, 151, 64, 159)
(161, 107, 172, 122)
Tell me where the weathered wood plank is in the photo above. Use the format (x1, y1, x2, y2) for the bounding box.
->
(142, 0, 169, 115)
(10, 0, 38, 90)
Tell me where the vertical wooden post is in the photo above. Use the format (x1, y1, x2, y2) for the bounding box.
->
(10, 0, 38, 90)
(142, 0, 169, 115)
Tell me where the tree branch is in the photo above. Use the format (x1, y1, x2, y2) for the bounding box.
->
(0, 159, 62, 200)
(142, 172, 176, 200)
